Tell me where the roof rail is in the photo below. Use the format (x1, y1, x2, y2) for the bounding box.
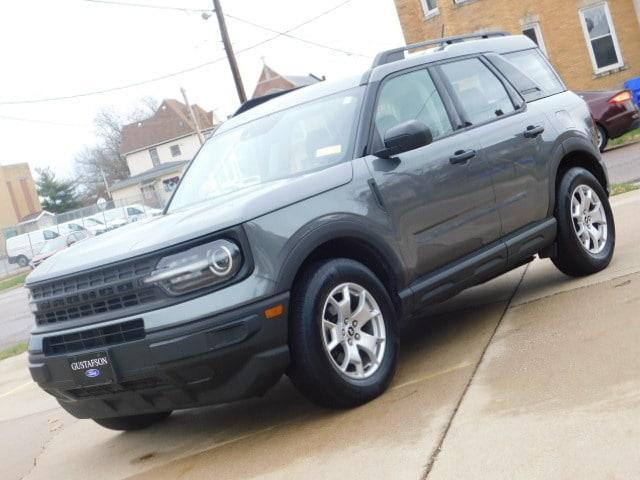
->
(371, 31, 510, 68)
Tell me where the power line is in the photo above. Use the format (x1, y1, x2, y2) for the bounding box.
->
(224, 13, 369, 59)
(0, 114, 91, 128)
(0, 0, 356, 106)
(83, 0, 209, 13)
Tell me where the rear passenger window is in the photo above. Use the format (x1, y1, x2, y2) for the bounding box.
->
(503, 49, 564, 98)
(375, 69, 453, 146)
(439, 58, 515, 126)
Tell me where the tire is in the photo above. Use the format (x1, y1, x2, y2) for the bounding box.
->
(93, 411, 172, 431)
(596, 124, 608, 152)
(17, 256, 29, 268)
(287, 258, 399, 408)
(551, 167, 615, 277)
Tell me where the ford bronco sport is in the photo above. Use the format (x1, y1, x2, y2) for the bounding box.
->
(27, 33, 615, 431)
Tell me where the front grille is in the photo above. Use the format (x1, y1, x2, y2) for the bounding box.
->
(43, 319, 145, 355)
(67, 377, 165, 398)
(30, 255, 166, 326)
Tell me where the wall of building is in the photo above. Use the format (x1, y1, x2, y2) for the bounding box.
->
(125, 134, 202, 176)
(394, 0, 640, 91)
(111, 184, 141, 205)
(0, 163, 41, 230)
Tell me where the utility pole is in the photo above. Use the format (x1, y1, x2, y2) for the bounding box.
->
(180, 87, 205, 145)
(212, 0, 247, 103)
(99, 168, 111, 199)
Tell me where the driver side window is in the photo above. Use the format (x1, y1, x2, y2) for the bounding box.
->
(374, 68, 453, 150)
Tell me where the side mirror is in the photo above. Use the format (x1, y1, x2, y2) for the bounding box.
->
(66, 236, 77, 247)
(375, 120, 433, 158)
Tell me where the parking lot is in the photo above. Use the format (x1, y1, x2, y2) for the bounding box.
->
(1, 189, 639, 480)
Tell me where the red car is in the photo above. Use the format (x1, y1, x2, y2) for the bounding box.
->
(578, 89, 640, 152)
(30, 231, 90, 269)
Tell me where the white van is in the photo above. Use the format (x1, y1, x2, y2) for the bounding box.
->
(5, 228, 60, 267)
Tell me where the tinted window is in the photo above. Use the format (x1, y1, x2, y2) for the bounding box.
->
(439, 58, 515, 125)
(375, 69, 453, 146)
(43, 230, 58, 240)
(504, 49, 564, 98)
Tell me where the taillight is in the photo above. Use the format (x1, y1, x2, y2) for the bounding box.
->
(609, 90, 633, 104)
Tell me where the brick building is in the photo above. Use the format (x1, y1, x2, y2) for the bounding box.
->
(0, 163, 42, 231)
(393, 0, 640, 91)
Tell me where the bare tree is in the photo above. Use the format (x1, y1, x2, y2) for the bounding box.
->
(74, 98, 159, 204)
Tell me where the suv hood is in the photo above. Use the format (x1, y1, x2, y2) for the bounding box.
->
(27, 162, 352, 283)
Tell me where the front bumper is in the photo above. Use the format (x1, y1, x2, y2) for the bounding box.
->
(28, 293, 290, 419)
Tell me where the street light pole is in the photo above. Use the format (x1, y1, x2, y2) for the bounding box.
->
(212, 0, 247, 103)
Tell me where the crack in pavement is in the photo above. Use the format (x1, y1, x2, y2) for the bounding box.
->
(420, 263, 530, 480)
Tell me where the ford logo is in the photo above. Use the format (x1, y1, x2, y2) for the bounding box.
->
(85, 369, 101, 378)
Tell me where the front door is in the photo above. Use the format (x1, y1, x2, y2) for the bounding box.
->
(365, 66, 501, 278)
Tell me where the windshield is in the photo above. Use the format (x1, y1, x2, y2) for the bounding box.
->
(168, 87, 364, 212)
(38, 236, 67, 255)
(84, 218, 104, 227)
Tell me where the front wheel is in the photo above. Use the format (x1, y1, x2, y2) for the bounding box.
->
(17, 256, 29, 268)
(93, 411, 172, 431)
(288, 259, 399, 408)
(551, 167, 615, 276)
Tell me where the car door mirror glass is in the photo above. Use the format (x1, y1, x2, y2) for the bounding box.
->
(376, 120, 433, 158)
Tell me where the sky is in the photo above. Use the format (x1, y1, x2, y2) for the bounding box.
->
(0, 0, 405, 178)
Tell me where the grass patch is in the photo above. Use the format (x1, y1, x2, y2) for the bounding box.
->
(0, 272, 28, 292)
(611, 183, 640, 196)
(608, 128, 640, 149)
(0, 342, 28, 361)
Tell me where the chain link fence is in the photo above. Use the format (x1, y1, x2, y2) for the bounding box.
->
(1, 191, 164, 269)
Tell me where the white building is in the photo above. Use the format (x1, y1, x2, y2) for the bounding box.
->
(111, 99, 218, 206)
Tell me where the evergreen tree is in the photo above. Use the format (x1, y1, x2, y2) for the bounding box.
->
(36, 167, 80, 214)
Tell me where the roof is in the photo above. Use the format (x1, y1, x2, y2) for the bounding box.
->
(251, 64, 322, 99)
(120, 99, 218, 155)
(110, 161, 189, 191)
(18, 210, 54, 224)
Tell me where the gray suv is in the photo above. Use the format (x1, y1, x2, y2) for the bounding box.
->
(27, 33, 615, 431)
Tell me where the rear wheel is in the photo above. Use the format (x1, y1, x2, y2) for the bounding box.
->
(17, 256, 29, 268)
(596, 125, 608, 152)
(288, 259, 398, 408)
(551, 167, 615, 276)
(93, 411, 172, 431)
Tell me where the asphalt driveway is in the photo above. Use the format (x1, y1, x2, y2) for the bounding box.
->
(1, 190, 639, 480)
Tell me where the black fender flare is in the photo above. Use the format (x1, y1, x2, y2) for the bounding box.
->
(547, 135, 607, 216)
(274, 218, 406, 303)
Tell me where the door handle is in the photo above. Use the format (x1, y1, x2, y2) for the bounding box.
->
(449, 149, 476, 165)
(524, 125, 545, 138)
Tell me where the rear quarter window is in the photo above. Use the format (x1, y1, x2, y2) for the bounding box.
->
(500, 49, 565, 101)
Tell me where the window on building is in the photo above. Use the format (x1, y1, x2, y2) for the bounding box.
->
(439, 58, 515, 125)
(149, 147, 160, 167)
(374, 68, 453, 150)
(522, 22, 547, 54)
(420, 0, 438, 17)
(170, 144, 181, 157)
(503, 49, 564, 99)
(579, 3, 623, 74)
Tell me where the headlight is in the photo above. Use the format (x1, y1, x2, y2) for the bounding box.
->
(144, 239, 242, 295)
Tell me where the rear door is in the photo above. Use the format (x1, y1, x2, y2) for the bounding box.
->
(364, 65, 501, 277)
(436, 56, 551, 236)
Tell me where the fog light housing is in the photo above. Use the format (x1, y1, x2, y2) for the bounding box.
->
(145, 239, 242, 295)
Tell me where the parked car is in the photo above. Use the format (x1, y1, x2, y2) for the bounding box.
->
(79, 217, 109, 236)
(5, 228, 60, 267)
(88, 204, 161, 230)
(26, 32, 615, 432)
(578, 89, 640, 151)
(30, 231, 91, 269)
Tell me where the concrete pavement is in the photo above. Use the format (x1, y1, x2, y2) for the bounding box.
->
(0, 190, 639, 480)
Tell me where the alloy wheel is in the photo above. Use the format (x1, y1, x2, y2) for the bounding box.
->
(570, 184, 608, 254)
(320, 283, 386, 380)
